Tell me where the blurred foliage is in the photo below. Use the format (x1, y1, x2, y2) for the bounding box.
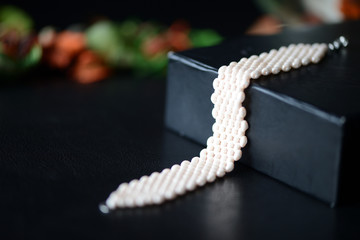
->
(0, 5, 41, 79)
(0, 5, 223, 83)
(0, 5, 33, 35)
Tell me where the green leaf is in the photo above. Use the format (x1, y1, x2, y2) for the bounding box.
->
(0, 5, 33, 35)
(189, 29, 223, 48)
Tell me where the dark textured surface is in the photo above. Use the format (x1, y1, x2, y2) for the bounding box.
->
(0, 74, 359, 239)
(165, 21, 360, 206)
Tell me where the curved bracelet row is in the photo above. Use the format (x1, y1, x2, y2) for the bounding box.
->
(101, 39, 343, 211)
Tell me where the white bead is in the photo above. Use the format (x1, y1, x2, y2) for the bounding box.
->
(152, 194, 164, 204)
(301, 57, 310, 65)
(239, 77, 250, 89)
(271, 66, 281, 74)
(196, 176, 206, 186)
(124, 197, 135, 207)
(105, 193, 117, 209)
(216, 169, 226, 177)
(213, 78, 219, 89)
(164, 191, 176, 200)
(218, 65, 227, 76)
(259, 52, 268, 59)
(207, 173, 216, 182)
(240, 120, 248, 132)
(186, 180, 197, 191)
(135, 196, 145, 207)
(171, 164, 180, 171)
(116, 197, 125, 208)
(234, 150, 242, 161)
(211, 93, 217, 103)
(207, 137, 214, 146)
(292, 58, 301, 68)
(236, 92, 245, 105)
(225, 162, 234, 172)
(311, 56, 321, 63)
(239, 136, 248, 148)
(261, 67, 271, 75)
(116, 182, 128, 192)
(282, 62, 291, 72)
(238, 107, 246, 118)
(250, 70, 261, 79)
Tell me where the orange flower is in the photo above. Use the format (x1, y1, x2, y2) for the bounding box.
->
(41, 30, 86, 69)
(70, 50, 110, 84)
(167, 30, 191, 51)
(55, 31, 85, 56)
(167, 20, 191, 51)
(142, 34, 170, 57)
(341, 0, 360, 20)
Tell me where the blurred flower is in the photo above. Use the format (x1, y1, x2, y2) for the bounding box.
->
(254, 0, 360, 29)
(85, 19, 222, 78)
(166, 20, 192, 51)
(86, 20, 125, 66)
(70, 50, 110, 84)
(341, 0, 360, 19)
(40, 30, 86, 69)
(0, 6, 41, 78)
(1, 5, 223, 83)
(0, 5, 33, 36)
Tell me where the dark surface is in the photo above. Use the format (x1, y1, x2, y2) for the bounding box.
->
(0, 73, 360, 240)
(165, 21, 360, 206)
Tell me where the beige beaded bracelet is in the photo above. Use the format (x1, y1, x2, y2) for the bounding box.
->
(100, 37, 348, 212)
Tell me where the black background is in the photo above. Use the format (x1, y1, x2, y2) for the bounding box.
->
(1, 1, 360, 239)
(1, 0, 262, 37)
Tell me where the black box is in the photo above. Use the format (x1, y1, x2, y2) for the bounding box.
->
(165, 21, 360, 207)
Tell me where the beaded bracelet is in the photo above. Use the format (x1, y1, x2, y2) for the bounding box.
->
(100, 36, 348, 212)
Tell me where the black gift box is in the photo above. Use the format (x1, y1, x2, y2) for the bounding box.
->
(165, 21, 360, 207)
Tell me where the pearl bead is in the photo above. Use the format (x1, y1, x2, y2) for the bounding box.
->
(301, 57, 310, 65)
(237, 92, 245, 104)
(116, 197, 125, 208)
(152, 194, 164, 204)
(239, 136, 248, 148)
(225, 162, 234, 172)
(186, 180, 197, 191)
(311, 56, 321, 63)
(124, 197, 135, 208)
(117, 182, 128, 192)
(259, 52, 268, 59)
(207, 173, 216, 182)
(239, 78, 250, 89)
(240, 120, 248, 132)
(105, 193, 117, 209)
(282, 62, 291, 72)
(250, 70, 261, 79)
(218, 65, 227, 76)
(234, 150, 242, 161)
(292, 58, 301, 68)
(216, 169, 226, 177)
(171, 164, 180, 171)
(135, 196, 145, 207)
(261, 67, 271, 75)
(196, 176, 206, 186)
(238, 107, 246, 118)
(271, 66, 281, 74)
(164, 191, 175, 200)
(207, 137, 214, 146)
